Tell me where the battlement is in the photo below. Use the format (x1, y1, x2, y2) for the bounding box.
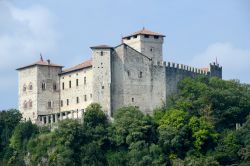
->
(166, 62, 210, 75)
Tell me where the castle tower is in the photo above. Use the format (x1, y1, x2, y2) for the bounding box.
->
(91, 45, 113, 117)
(17, 58, 63, 123)
(209, 62, 222, 78)
(122, 28, 165, 62)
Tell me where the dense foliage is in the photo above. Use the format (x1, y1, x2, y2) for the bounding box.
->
(0, 77, 250, 165)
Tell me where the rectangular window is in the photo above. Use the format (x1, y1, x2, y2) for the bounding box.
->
(139, 71, 142, 78)
(144, 35, 149, 38)
(102, 86, 104, 89)
(61, 100, 63, 107)
(67, 99, 69, 106)
(69, 81, 71, 88)
(62, 82, 64, 90)
(84, 95, 87, 102)
(154, 35, 159, 39)
(132, 98, 134, 102)
(76, 97, 79, 104)
(76, 79, 79, 86)
(42, 82, 46, 90)
(53, 83, 57, 91)
(48, 101, 52, 109)
(84, 77, 86, 85)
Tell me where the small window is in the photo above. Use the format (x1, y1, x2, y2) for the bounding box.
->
(90, 94, 93, 98)
(150, 47, 154, 52)
(154, 36, 159, 39)
(133, 35, 137, 38)
(61, 100, 63, 107)
(67, 99, 69, 106)
(23, 84, 27, 92)
(132, 98, 134, 102)
(76, 79, 79, 86)
(69, 81, 71, 88)
(84, 95, 87, 102)
(76, 97, 79, 104)
(29, 100, 32, 108)
(139, 71, 142, 78)
(100, 51, 104, 56)
(23, 100, 27, 109)
(84, 77, 86, 85)
(127, 70, 130, 76)
(29, 83, 33, 90)
(144, 35, 149, 38)
(62, 82, 65, 90)
(102, 86, 104, 89)
(48, 101, 52, 109)
(53, 83, 57, 91)
(42, 82, 46, 90)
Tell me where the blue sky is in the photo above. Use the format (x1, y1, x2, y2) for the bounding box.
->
(0, 0, 249, 110)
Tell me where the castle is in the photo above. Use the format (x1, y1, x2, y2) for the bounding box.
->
(17, 28, 222, 125)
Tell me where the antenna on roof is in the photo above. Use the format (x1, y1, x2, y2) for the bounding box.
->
(215, 57, 218, 65)
(40, 53, 43, 61)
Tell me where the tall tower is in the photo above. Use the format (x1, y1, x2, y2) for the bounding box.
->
(91, 45, 113, 117)
(17, 58, 62, 123)
(122, 28, 165, 62)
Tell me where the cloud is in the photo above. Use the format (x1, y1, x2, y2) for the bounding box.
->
(0, 1, 57, 70)
(188, 42, 250, 83)
(0, 1, 57, 109)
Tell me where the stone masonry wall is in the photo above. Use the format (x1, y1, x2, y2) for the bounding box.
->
(60, 68, 93, 119)
(18, 66, 38, 123)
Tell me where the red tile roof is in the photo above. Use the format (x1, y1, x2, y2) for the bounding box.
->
(61, 59, 92, 74)
(200, 67, 209, 72)
(17, 60, 63, 70)
(123, 28, 165, 38)
(90, 45, 113, 49)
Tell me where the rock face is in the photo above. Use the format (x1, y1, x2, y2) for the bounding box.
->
(17, 28, 222, 124)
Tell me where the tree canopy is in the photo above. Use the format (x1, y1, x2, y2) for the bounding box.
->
(0, 77, 250, 165)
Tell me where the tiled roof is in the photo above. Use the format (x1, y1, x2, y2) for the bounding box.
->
(17, 60, 63, 70)
(123, 28, 165, 38)
(200, 67, 209, 72)
(90, 45, 113, 49)
(61, 59, 92, 74)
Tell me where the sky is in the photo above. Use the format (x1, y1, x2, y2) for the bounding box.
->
(0, 0, 249, 110)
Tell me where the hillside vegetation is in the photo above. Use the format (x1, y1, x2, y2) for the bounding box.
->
(0, 77, 250, 166)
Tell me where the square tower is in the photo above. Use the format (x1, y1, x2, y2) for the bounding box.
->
(122, 28, 165, 62)
(17, 58, 63, 123)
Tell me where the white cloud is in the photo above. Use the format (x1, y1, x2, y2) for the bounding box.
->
(0, 1, 57, 70)
(0, 1, 58, 109)
(188, 42, 250, 83)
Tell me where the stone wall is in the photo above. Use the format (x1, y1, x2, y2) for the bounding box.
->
(112, 44, 165, 115)
(92, 48, 112, 116)
(18, 66, 38, 123)
(36, 65, 61, 116)
(60, 67, 93, 118)
(123, 35, 164, 62)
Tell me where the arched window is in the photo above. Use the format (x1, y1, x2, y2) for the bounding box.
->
(29, 100, 32, 108)
(23, 84, 27, 92)
(23, 100, 27, 109)
(42, 82, 46, 90)
(29, 82, 33, 90)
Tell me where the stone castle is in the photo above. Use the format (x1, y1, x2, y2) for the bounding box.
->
(17, 28, 222, 124)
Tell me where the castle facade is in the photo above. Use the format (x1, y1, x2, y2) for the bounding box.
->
(17, 28, 222, 124)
